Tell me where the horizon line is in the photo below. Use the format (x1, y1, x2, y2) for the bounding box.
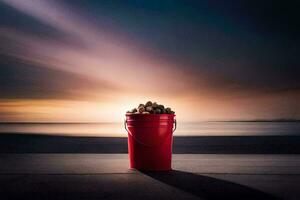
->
(0, 119, 300, 124)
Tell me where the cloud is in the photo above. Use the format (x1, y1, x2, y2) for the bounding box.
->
(0, 0, 299, 122)
(0, 0, 195, 96)
(0, 54, 122, 100)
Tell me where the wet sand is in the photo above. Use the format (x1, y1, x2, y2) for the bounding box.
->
(0, 133, 300, 153)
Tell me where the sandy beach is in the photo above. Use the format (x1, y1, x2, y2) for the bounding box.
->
(1, 133, 300, 199)
(1, 154, 299, 199)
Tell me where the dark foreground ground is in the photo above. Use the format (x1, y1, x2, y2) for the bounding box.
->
(1, 134, 300, 199)
(1, 134, 300, 153)
(1, 154, 300, 200)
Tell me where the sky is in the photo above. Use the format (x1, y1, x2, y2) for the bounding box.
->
(0, 0, 299, 122)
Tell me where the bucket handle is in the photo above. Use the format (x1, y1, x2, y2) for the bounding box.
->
(124, 118, 177, 147)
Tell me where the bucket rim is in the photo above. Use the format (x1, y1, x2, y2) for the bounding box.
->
(126, 113, 175, 116)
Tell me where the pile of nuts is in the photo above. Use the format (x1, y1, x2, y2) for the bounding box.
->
(127, 101, 175, 114)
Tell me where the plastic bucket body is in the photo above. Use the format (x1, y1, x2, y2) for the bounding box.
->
(125, 114, 176, 171)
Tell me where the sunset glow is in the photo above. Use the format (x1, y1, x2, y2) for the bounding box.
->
(1, 0, 299, 123)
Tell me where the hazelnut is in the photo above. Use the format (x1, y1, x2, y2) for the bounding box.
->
(166, 107, 171, 114)
(146, 106, 153, 112)
(155, 108, 161, 114)
(138, 104, 145, 108)
(145, 101, 152, 107)
(138, 106, 145, 113)
(152, 102, 158, 108)
(131, 108, 137, 113)
(158, 104, 164, 109)
(127, 102, 175, 115)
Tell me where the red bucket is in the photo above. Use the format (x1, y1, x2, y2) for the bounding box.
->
(125, 114, 176, 171)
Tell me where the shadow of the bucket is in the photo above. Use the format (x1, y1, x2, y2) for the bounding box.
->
(141, 170, 280, 200)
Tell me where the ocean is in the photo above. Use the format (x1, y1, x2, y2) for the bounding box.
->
(0, 122, 299, 137)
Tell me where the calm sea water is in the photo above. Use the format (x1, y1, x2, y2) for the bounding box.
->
(0, 122, 299, 137)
